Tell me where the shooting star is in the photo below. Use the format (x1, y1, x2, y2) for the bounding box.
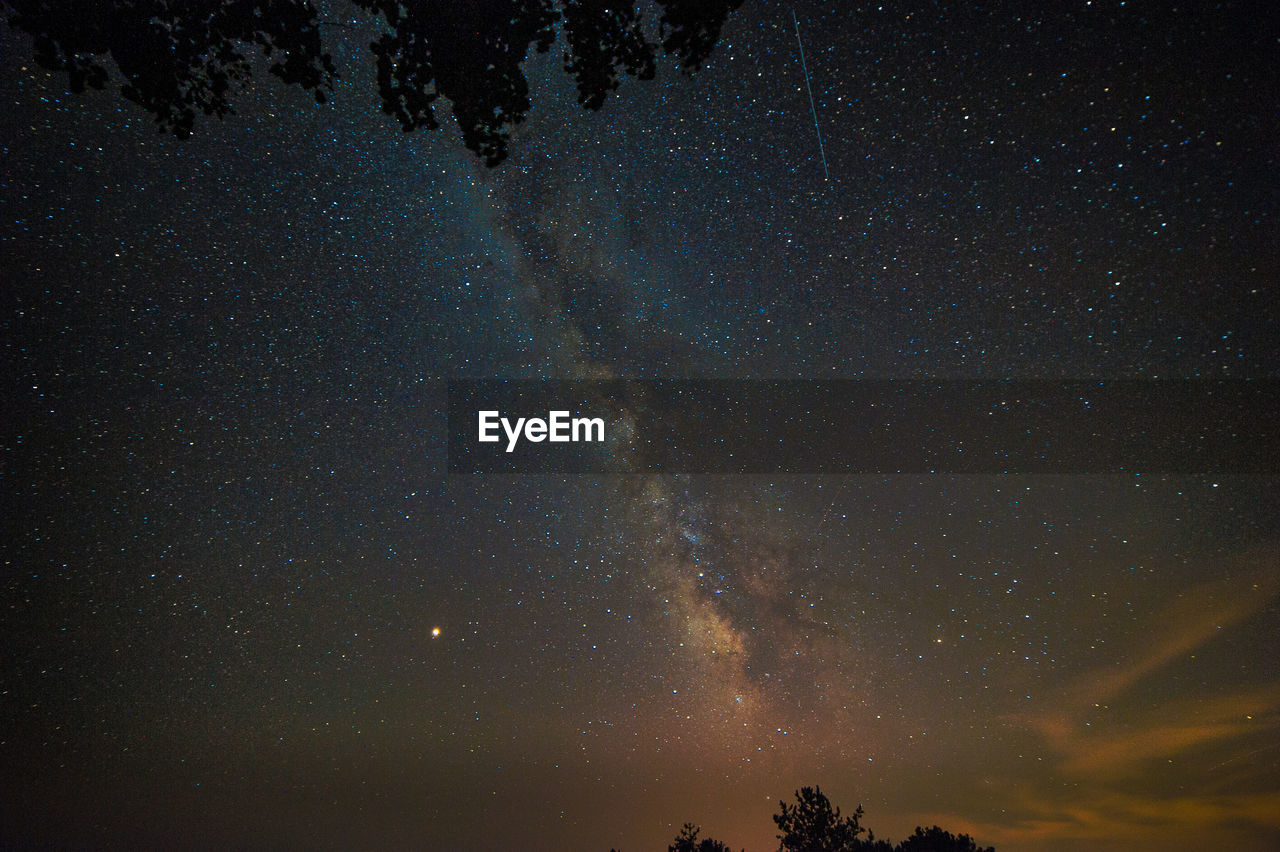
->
(792, 8, 829, 181)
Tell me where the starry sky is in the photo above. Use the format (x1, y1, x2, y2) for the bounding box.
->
(2, 1, 1279, 850)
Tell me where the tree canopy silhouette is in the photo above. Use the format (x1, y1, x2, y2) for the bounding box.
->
(896, 825, 993, 852)
(774, 785, 867, 852)
(2, 0, 744, 164)
(633, 789, 998, 851)
(769, 786, 992, 852)
(668, 822, 737, 852)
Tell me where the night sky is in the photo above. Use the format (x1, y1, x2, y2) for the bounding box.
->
(3, 1, 1279, 850)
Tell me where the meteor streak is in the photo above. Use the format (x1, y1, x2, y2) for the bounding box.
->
(792, 9, 829, 181)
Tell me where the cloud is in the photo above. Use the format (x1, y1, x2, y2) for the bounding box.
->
(972, 543, 1280, 848)
(1057, 686, 1280, 778)
(923, 789, 1280, 850)
(1015, 544, 1279, 776)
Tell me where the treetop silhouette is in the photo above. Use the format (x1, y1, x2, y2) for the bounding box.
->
(897, 825, 994, 852)
(774, 785, 867, 852)
(669, 822, 738, 852)
(656, 786, 995, 852)
(3, 0, 745, 164)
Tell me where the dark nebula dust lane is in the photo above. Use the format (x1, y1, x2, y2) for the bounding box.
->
(2, 1, 1278, 850)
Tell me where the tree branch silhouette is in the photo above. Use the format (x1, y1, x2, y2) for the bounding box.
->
(2, 0, 746, 164)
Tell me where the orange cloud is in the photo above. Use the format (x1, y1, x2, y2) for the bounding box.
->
(922, 789, 1280, 851)
(976, 543, 1280, 848)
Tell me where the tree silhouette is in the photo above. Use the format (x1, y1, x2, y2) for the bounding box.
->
(765, 787, 994, 852)
(896, 826, 994, 852)
(854, 835, 894, 852)
(774, 785, 867, 852)
(668, 822, 736, 852)
(2, 0, 744, 164)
